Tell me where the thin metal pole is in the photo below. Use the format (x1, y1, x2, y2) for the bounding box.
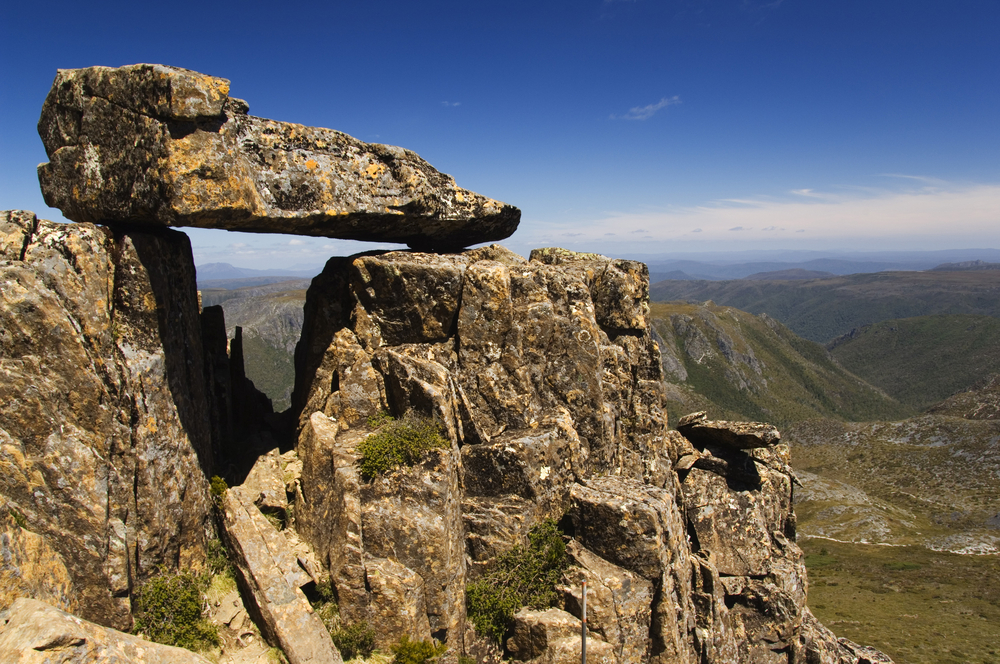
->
(581, 580, 587, 664)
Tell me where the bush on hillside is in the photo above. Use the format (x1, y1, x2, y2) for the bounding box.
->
(391, 635, 447, 664)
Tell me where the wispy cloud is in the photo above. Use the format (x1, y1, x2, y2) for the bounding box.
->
(514, 179, 1000, 252)
(611, 96, 681, 120)
(441, 101, 461, 107)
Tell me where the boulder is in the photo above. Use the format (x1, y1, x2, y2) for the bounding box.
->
(360, 446, 466, 643)
(365, 557, 433, 648)
(220, 485, 341, 664)
(0, 597, 212, 664)
(680, 462, 793, 576)
(242, 448, 291, 518)
(507, 607, 614, 664)
(37, 64, 519, 250)
(557, 541, 653, 664)
(676, 412, 780, 450)
(294, 247, 667, 479)
(565, 478, 695, 664)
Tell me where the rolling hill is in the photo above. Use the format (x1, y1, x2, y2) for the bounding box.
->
(827, 314, 1000, 411)
(650, 269, 1000, 343)
(649, 301, 911, 426)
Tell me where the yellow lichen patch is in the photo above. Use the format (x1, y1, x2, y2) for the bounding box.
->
(0, 526, 76, 614)
(305, 159, 319, 170)
(455, 191, 465, 203)
(365, 162, 387, 180)
(146, 416, 158, 433)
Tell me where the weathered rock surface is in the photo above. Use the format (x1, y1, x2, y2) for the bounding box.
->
(0, 210, 213, 629)
(37, 64, 520, 250)
(2, 204, 888, 659)
(221, 485, 341, 664)
(677, 411, 781, 449)
(284, 244, 891, 663)
(0, 597, 212, 663)
(0, 514, 75, 616)
(507, 608, 614, 664)
(557, 541, 653, 664)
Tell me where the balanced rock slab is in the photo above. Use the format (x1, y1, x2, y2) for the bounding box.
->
(37, 64, 520, 250)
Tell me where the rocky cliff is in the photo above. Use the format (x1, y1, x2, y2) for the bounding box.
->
(0, 210, 214, 629)
(0, 63, 892, 664)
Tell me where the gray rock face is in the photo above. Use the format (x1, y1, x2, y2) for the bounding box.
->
(0, 210, 213, 629)
(37, 64, 520, 250)
(557, 541, 653, 664)
(0, 598, 213, 664)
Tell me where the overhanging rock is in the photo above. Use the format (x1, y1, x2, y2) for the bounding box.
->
(37, 64, 520, 251)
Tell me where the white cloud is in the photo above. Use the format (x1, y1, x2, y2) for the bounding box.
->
(513, 179, 1000, 252)
(611, 96, 681, 121)
(441, 101, 461, 107)
(289, 239, 305, 245)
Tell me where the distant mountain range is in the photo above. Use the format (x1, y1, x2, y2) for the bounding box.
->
(650, 269, 1000, 343)
(196, 262, 322, 287)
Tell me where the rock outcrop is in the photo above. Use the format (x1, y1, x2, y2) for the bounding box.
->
(0, 210, 214, 629)
(285, 244, 888, 663)
(0, 597, 212, 664)
(37, 64, 520, 250)
(1, 60, 894, 664)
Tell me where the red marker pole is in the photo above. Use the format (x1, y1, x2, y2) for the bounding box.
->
(581, 580, 587, 664)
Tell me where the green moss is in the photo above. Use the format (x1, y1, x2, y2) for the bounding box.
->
(267, 647, 289, 663)
(356, 414, 448, 479)
(465, 519, 568, 643)
(132, 569, 219, 651)
(390, 636, 447, 664)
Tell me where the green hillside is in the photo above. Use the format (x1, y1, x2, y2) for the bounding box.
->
(828, 314, 1000, 411)
(650, 269, 1000, 343)
(650, 302, 911, 426)
(788, 415, 1000, 664)
(201, 283, 308, 412)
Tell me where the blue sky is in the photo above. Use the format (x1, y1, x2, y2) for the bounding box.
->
(2, 0, 998, 269)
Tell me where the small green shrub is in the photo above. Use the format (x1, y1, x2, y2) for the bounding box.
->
(356, 414, 448, 479)
(133, 569, 219, 651)
(391, 636, 447, 664)
(367, 411, 396, 429)
(210, 475, 228, 500)
(884, 561, 922, 571)
(458, 656, 477, 664)
(465, 519, 568, 643)
(206, 538, 234, 577)
(332, 621, 377, 660)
